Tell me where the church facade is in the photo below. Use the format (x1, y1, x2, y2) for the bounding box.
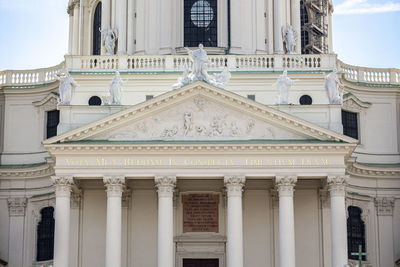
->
(0, 1, 399, 267)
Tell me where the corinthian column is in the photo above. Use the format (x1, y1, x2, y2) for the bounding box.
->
(224, 175, 246, 267)
(103, 176, 125, 267)
(155, 176, 177, 267)
(276, 175, 297, 267)
(52, 176, 75, 267)
(327, 175, 348, 267)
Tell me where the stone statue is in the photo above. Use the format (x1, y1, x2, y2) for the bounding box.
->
(172, 64, 191, 89)
(100, 28, 118, 55)
(56, 68, 78, 105)
(281, 24, 298, 54)
(185, 44, 211, 83)
(324, 69, 344, 104)
(107, 71, 124, 105)
(212, 67, 232, 88)
(275, 69, 299, 104)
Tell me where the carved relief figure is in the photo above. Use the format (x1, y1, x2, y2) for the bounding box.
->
(57, 68, 78, 105)
(281, 24, 298, 54)
(108, 71, 123, 105)
(101, 28, 118, 55)
(184, 112, 193, 136)
(324, 69, 344, 104)
(275, 69, 299, 104)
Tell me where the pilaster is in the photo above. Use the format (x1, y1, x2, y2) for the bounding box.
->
(7, 197, 27, 267)
(375, 197, 395, 267)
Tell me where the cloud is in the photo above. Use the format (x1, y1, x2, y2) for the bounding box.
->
(335, 0, 400, 14)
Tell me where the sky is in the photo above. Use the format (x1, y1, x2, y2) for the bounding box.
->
(0, 0, 399, 70)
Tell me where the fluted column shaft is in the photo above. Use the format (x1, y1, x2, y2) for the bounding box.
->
(104, 176, 125, 267)
(276, 176, 297, 267)
(327, 176, 348, 267)
(72, 3, 80, 55)
(116, 0, 127, 54)
(224, 176, 246, 267)
(273, 0, 284, 54)
(155, 176, 176, 267)
(52, 176, 74, 267)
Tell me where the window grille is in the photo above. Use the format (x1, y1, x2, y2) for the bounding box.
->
(46, 110, 59, 139)
(247, 95, 256, 101)
(89, 96, 102, 106)
(300, 1, 310, 54)
(342, 110, 358, 139)
(146, 95, 154, 101)
(184, 0, 218, 47)
(37, 207, 55, 262)
(92, 2, 102, 55)
(299, 95, 312, 105)
(347, 206, 366, 261)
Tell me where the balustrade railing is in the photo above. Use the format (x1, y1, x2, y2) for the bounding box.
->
(0, 63, 64, 87)
(33, 260, 53, 267)
(338, 60, 400, 85)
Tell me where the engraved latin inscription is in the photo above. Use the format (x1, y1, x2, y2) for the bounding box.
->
(182, 194, 219, 233)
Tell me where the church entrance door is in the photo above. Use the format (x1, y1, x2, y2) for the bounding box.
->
(183, 258, 219, 267)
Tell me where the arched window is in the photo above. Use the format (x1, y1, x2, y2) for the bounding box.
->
(37, 207, 55, 262)
(89, 96, 102, 106)
(93, 2, 102, 55)
(347, 206, 366, 261)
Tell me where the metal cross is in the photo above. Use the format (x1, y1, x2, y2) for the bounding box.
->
(351, 244, 368, 267)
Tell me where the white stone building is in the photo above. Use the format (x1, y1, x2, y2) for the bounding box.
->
(0, 1, 399, 267)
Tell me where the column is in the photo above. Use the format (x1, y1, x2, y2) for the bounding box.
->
(276, 176, 297, 267)
(155, 176, 176, 267)
(116, 0, 127, 54)
(290, 0, 301, 54)
(375, 197, 395, 267)
(229, 0, 242, 53)
(273, 0, 284, 54)
(72, 2, 80, 55)
(224, 176, 246, 267)
(7, 197, 27, 267)
(327, 175, 348, 267)
(52, 176, 75, 267)
(127, 0, 135, 54)
(103, 176, 125, 267)
(101, 0, 111, 55)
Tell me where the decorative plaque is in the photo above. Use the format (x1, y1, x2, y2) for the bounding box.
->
(182, 194, 219, 233)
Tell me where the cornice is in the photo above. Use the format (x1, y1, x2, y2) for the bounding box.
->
(44, 82, 358, 145)
(0, 163, 54, 179)
(346, 159, 400, 179)
(342, 79, 400, 95)
(342, 93, 371, 113)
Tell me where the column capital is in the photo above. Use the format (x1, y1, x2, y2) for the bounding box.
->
(375, 197, 395, 216)
(327, 175, 348, 197)
(155, 175, 177, 197)
(7, 197, 27, 217)
(51, 176, 75, 197)
(275, 175, 297, 197)
(224, 176, 246, 197)
(103, 176, 125, 197)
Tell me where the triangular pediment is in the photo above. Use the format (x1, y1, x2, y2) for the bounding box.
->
(44, 82, 357, 144)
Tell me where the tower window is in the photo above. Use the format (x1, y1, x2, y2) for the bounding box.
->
(347, 206, 366, 261)
(299, 95, 312, 105)
(247, 95, 255, 101)
(92, 2, 102, 55)
(342, 110, 358, 139)
(46, 110, 60, 139)
(89, 96, 102, 106)
(37, 207, 55, 262)
(146, 95, 154, 101)
(184, 0, 218, 47)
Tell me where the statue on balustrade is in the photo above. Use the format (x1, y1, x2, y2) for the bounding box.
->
(282, 24, 298, 54)
(107, 71, 124, 105)
(172, 44, 231, 89)
(57, 68, 78, 105)
(324, 69, 344, 104)
(100, 28, 118, 55)
(275, 69, 299, 104)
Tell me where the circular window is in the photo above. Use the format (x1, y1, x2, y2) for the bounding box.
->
(88, 96, 102, 106)
(299, 95, 312, 105)
(191, 0, 214, 28)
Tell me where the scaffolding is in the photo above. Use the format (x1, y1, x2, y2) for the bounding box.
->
(301, 0, 330, 54)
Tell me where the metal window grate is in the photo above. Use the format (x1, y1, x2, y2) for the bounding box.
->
(146, 95, 154, 101)
(37, 207, 55, 262)
(46, 110, 59, 139)
(342, 110, 358, 139)
(92, 2, 102, 55)
(347, 206, 366, 261)
(184, 0, 218, 47)
(247, 95, 256, 101)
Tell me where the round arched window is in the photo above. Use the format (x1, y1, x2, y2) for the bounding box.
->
(88, 96, 102, 106)
(191, 1, 214, 28)
(299, 95, 312, 105)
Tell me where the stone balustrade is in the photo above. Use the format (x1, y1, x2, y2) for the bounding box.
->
(338, 60, 400, 85)
(32, 260, 54, 267)
(0, 63, 64, 87)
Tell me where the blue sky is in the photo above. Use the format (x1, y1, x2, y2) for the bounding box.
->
(0, 0, 399, 70)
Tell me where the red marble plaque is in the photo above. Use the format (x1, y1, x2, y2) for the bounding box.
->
(182, 194, 219, 233)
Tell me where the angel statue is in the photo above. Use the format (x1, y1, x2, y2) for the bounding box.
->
(281, 24, 298, 54)
(274, 69, 299, 104)
(100, 28, 118, 55)
(172, 64, 191, 89)
(108, 71, 124, 105)
(212, 67, 232, 88)
(56, 68, 78, 105)
(185, 44, 211, 83)
(324, 69, 344, 104)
